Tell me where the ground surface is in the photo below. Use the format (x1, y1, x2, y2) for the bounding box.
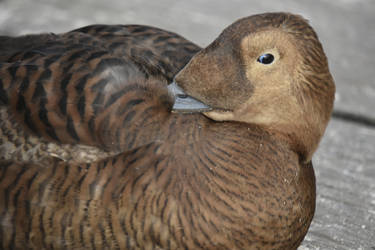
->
(0, 0, 374, 249)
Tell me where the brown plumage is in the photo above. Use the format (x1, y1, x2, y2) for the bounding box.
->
(0, 24, 200, 164)
(0, 12, 335, 249)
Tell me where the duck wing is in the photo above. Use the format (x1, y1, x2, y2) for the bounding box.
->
(0, 30, 175, 165)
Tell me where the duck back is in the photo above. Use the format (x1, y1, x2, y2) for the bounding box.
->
(0, 24, 200, 164)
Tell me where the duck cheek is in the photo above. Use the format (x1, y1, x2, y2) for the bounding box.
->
(174, 51, 212, 97)
(175, 51, 251, 110)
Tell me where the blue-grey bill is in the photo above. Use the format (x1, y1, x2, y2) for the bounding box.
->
(167, 81, 212, 113)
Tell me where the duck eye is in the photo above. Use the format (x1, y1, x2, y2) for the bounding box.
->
(257, 53, 274, 64)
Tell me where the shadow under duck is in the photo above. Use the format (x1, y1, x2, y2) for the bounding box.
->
(0, 12, 335, 249)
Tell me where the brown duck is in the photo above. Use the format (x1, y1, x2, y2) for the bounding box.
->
(0, 12, 335, 249)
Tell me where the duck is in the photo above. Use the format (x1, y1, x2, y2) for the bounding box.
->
(0, 12, 335, 250)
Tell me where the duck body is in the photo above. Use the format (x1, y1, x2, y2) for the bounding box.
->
(0, 12, 335, 249)
(0, 112, 315, 249)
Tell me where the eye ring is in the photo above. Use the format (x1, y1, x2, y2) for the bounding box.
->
(257, 53, 274, 64)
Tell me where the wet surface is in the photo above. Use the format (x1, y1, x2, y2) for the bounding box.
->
(0, 0, 374, 248)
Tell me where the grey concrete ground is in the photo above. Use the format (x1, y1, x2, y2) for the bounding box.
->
(0, 0, 374, 249)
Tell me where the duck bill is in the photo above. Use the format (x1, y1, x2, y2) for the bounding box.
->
(167, 81, 212, 113)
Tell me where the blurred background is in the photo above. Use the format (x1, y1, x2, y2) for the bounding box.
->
(0, 0, 374, 249)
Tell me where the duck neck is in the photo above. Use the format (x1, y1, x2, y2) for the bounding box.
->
(266, 120, 323, 164)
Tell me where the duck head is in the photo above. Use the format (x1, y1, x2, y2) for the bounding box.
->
(169, 12, 335, 163)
